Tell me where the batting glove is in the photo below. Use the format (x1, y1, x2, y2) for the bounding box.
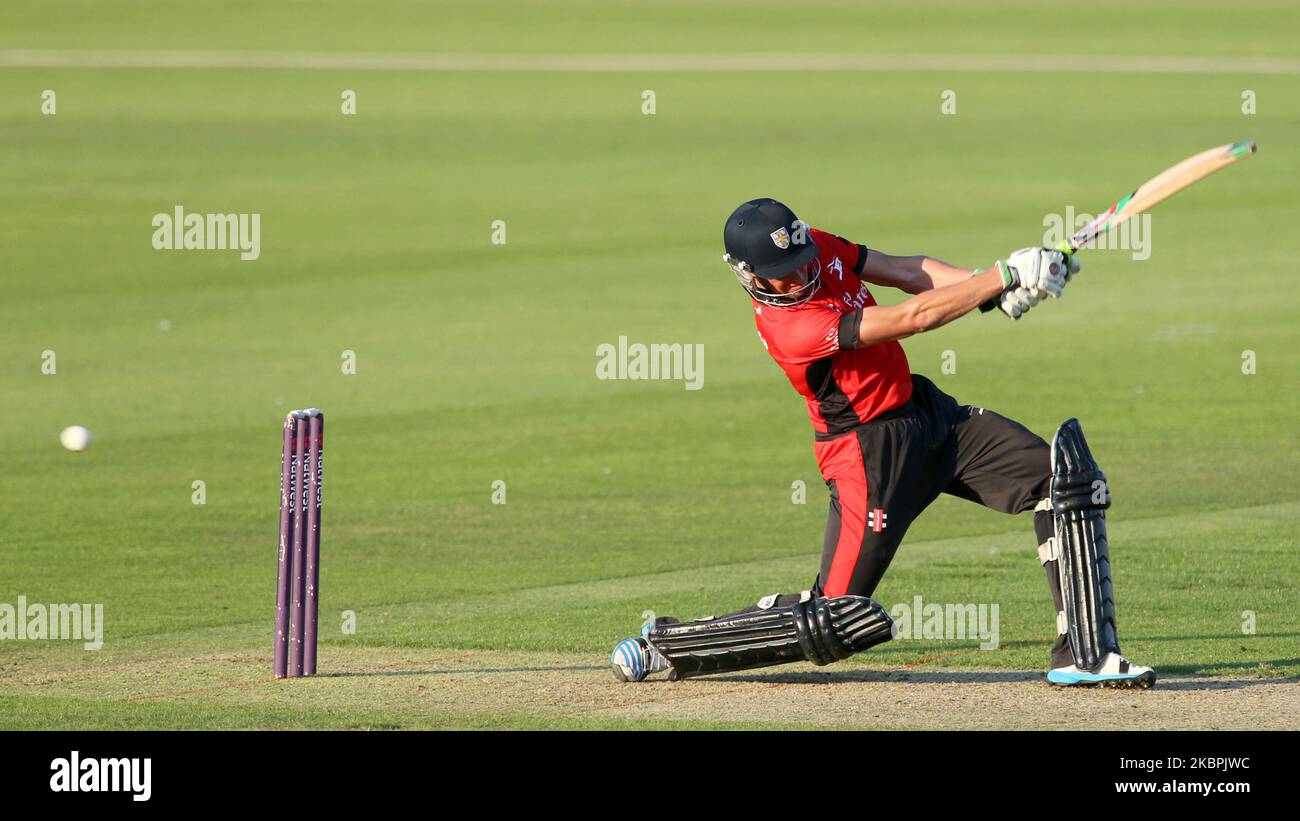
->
(998, 285, 1040, 320)
(997, 247, 1074, 299)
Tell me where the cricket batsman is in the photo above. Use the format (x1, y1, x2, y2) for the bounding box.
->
(611, 197, 1156, 689)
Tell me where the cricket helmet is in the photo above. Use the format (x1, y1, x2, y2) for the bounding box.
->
(722, 198, 820, 307)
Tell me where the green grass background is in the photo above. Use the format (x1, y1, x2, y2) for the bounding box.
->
(0, 0, 1296, 728)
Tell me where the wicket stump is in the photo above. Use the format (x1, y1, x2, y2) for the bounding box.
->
(275, 408, 324, 678)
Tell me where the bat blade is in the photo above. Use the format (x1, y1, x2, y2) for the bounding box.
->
(1057, 140, 1257, 254)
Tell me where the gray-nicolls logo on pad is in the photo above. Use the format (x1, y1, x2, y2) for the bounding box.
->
(50, 751, 152, 802)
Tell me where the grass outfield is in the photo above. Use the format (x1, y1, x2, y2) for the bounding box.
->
(1, 1, 1297, 729)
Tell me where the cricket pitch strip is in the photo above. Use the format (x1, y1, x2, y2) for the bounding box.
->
(1, 645, 1295, 730)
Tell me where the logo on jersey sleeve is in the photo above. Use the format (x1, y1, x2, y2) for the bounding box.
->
(770, 227, 790, 249)
(828, 256, 844, 281)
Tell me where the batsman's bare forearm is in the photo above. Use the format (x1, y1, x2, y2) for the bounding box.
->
(911, 256, 977, 291)
(856, 268, 1004, 346)
(861, 250, 976, 293)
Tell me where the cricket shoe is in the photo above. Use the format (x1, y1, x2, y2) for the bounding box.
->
(610, 637, 672, 683)
(1047, 652, 1156, 689)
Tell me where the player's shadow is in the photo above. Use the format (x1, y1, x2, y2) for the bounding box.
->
(1122, 632, 1300, 642)
(712, 669, 1035, 684)
(323, 660, 1298, 686)
(324, 664, 607, 678)
(1134, 674, 1298, 691)
(710, 667, 1298, 688)
(1155, 658, 1300, 677)
(314, 646, 1299, 684)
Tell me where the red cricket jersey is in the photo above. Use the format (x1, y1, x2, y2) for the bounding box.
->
(752, 228, 913, 438)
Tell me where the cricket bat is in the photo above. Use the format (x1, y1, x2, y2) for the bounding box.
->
(1057, 139, 1258, 255)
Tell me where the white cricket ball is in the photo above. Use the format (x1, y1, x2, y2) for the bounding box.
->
(60, 426, 92, 452)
